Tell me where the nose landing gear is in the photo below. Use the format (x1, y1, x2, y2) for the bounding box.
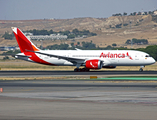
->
(139, 66, 145, 72)
(139, 68, 143, 72)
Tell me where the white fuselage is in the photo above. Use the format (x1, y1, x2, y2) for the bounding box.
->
(17, 50, 156, 67)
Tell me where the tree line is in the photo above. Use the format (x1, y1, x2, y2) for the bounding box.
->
(1, 28, 97, 40)
(2, 32, 14, 40)
(45, 41, 97, 50)
(125, 38, 148, 45)
(25, 28, 97, 39)
(112, 10, 156, 16)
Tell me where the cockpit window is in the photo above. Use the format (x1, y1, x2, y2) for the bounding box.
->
(145, 55, 150, 57)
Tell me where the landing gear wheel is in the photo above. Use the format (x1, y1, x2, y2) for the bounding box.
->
(85, 68, 90, 72)
(74, 68, 79, 72)
(139, 68, 143, 72)
(81, 68, 90, 72)
(74, 68, 90, 72)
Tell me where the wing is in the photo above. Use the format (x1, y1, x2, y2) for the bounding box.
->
(33, 50, 85, 64)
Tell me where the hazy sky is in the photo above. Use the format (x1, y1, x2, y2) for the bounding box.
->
(0, 0, 157, 20)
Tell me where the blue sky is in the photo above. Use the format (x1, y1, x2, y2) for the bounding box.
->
(0, 0, 157, 20)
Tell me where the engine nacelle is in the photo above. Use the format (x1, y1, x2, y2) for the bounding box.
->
(102, 66, 116, 69)
(85, 59, 103, 69)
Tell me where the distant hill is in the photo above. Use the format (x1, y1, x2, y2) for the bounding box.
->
(0, 14, 157, 48)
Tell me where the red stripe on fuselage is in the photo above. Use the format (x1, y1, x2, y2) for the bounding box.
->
(24, 52, 56, 65)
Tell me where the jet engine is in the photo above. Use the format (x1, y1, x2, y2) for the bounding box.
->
(85, 59, 103, 69)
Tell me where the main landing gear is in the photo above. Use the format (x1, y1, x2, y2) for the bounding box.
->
(74, 68, 90, 72)
(139, 68, 143, 72)
(139, 66, 145, 72)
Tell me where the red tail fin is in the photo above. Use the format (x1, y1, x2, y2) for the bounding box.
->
(12, 27, 39, 53)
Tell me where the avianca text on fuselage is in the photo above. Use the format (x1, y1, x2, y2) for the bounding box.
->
(99, 52, 133, 60)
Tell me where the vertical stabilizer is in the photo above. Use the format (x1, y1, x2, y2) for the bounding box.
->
(12, 27, 39, 53)
(12, 27, 52, 65)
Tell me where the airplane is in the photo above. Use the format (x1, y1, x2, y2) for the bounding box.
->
(12, 27, 156, 72)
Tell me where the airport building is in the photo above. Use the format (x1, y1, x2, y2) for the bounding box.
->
(0, 46, 19, 51)
(24, 33, 67, 40)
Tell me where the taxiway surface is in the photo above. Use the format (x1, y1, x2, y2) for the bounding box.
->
(0, 80, 157, 120)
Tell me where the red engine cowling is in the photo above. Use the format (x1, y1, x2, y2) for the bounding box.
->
(85, 59, 103, 69)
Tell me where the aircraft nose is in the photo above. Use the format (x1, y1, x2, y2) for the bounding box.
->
(151, 57, 156, 64)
